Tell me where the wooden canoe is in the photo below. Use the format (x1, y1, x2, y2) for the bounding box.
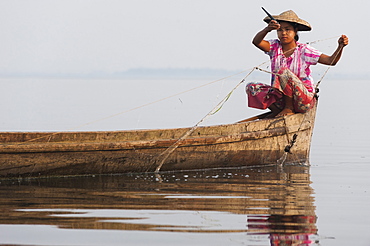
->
(0, 104, 317, 178)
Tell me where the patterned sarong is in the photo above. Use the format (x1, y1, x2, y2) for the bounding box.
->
(246, 68, 316, 113)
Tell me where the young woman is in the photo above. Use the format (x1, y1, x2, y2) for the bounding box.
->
(247, 10, 349, 117)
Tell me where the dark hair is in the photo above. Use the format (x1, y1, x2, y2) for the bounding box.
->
(291, 22, 299, 41)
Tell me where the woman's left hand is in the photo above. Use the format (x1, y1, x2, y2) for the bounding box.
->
(338, 35, 349, 47)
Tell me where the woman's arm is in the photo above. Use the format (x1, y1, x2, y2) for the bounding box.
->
(252, 20, 280, 52)
(318, 35, 349, 66)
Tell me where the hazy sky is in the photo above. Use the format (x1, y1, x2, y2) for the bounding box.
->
(0, 0, 366, 76)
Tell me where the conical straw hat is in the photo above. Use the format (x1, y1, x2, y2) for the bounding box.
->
(263, 10, 312, 31)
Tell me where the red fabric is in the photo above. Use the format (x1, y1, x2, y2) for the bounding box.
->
(246, 68, 316, 113)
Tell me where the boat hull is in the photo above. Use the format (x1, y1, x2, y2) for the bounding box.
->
(0, 106, 317, 178)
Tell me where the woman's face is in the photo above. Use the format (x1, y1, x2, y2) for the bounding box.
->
(277, 22, 297, 44)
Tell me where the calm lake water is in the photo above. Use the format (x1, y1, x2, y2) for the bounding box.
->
(0, 77, 369, 245)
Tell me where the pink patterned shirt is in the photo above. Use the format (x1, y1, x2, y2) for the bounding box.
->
(267, 39, 322, 92)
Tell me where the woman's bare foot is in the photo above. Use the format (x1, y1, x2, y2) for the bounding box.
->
(275, 96, 295, 117)
(265, 110, 280, 118)
(276, 108, 295, 117)
(266, 103, 282, 118)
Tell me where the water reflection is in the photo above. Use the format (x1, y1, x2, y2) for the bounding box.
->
(0, 165, 318, 245)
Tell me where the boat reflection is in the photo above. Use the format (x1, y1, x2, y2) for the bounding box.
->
(0, 164, 318, 245)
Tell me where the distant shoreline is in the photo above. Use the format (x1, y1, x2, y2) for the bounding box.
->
(0, 67, 366, 80)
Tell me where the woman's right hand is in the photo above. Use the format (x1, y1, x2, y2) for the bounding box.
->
(265, 20, 280, 32)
